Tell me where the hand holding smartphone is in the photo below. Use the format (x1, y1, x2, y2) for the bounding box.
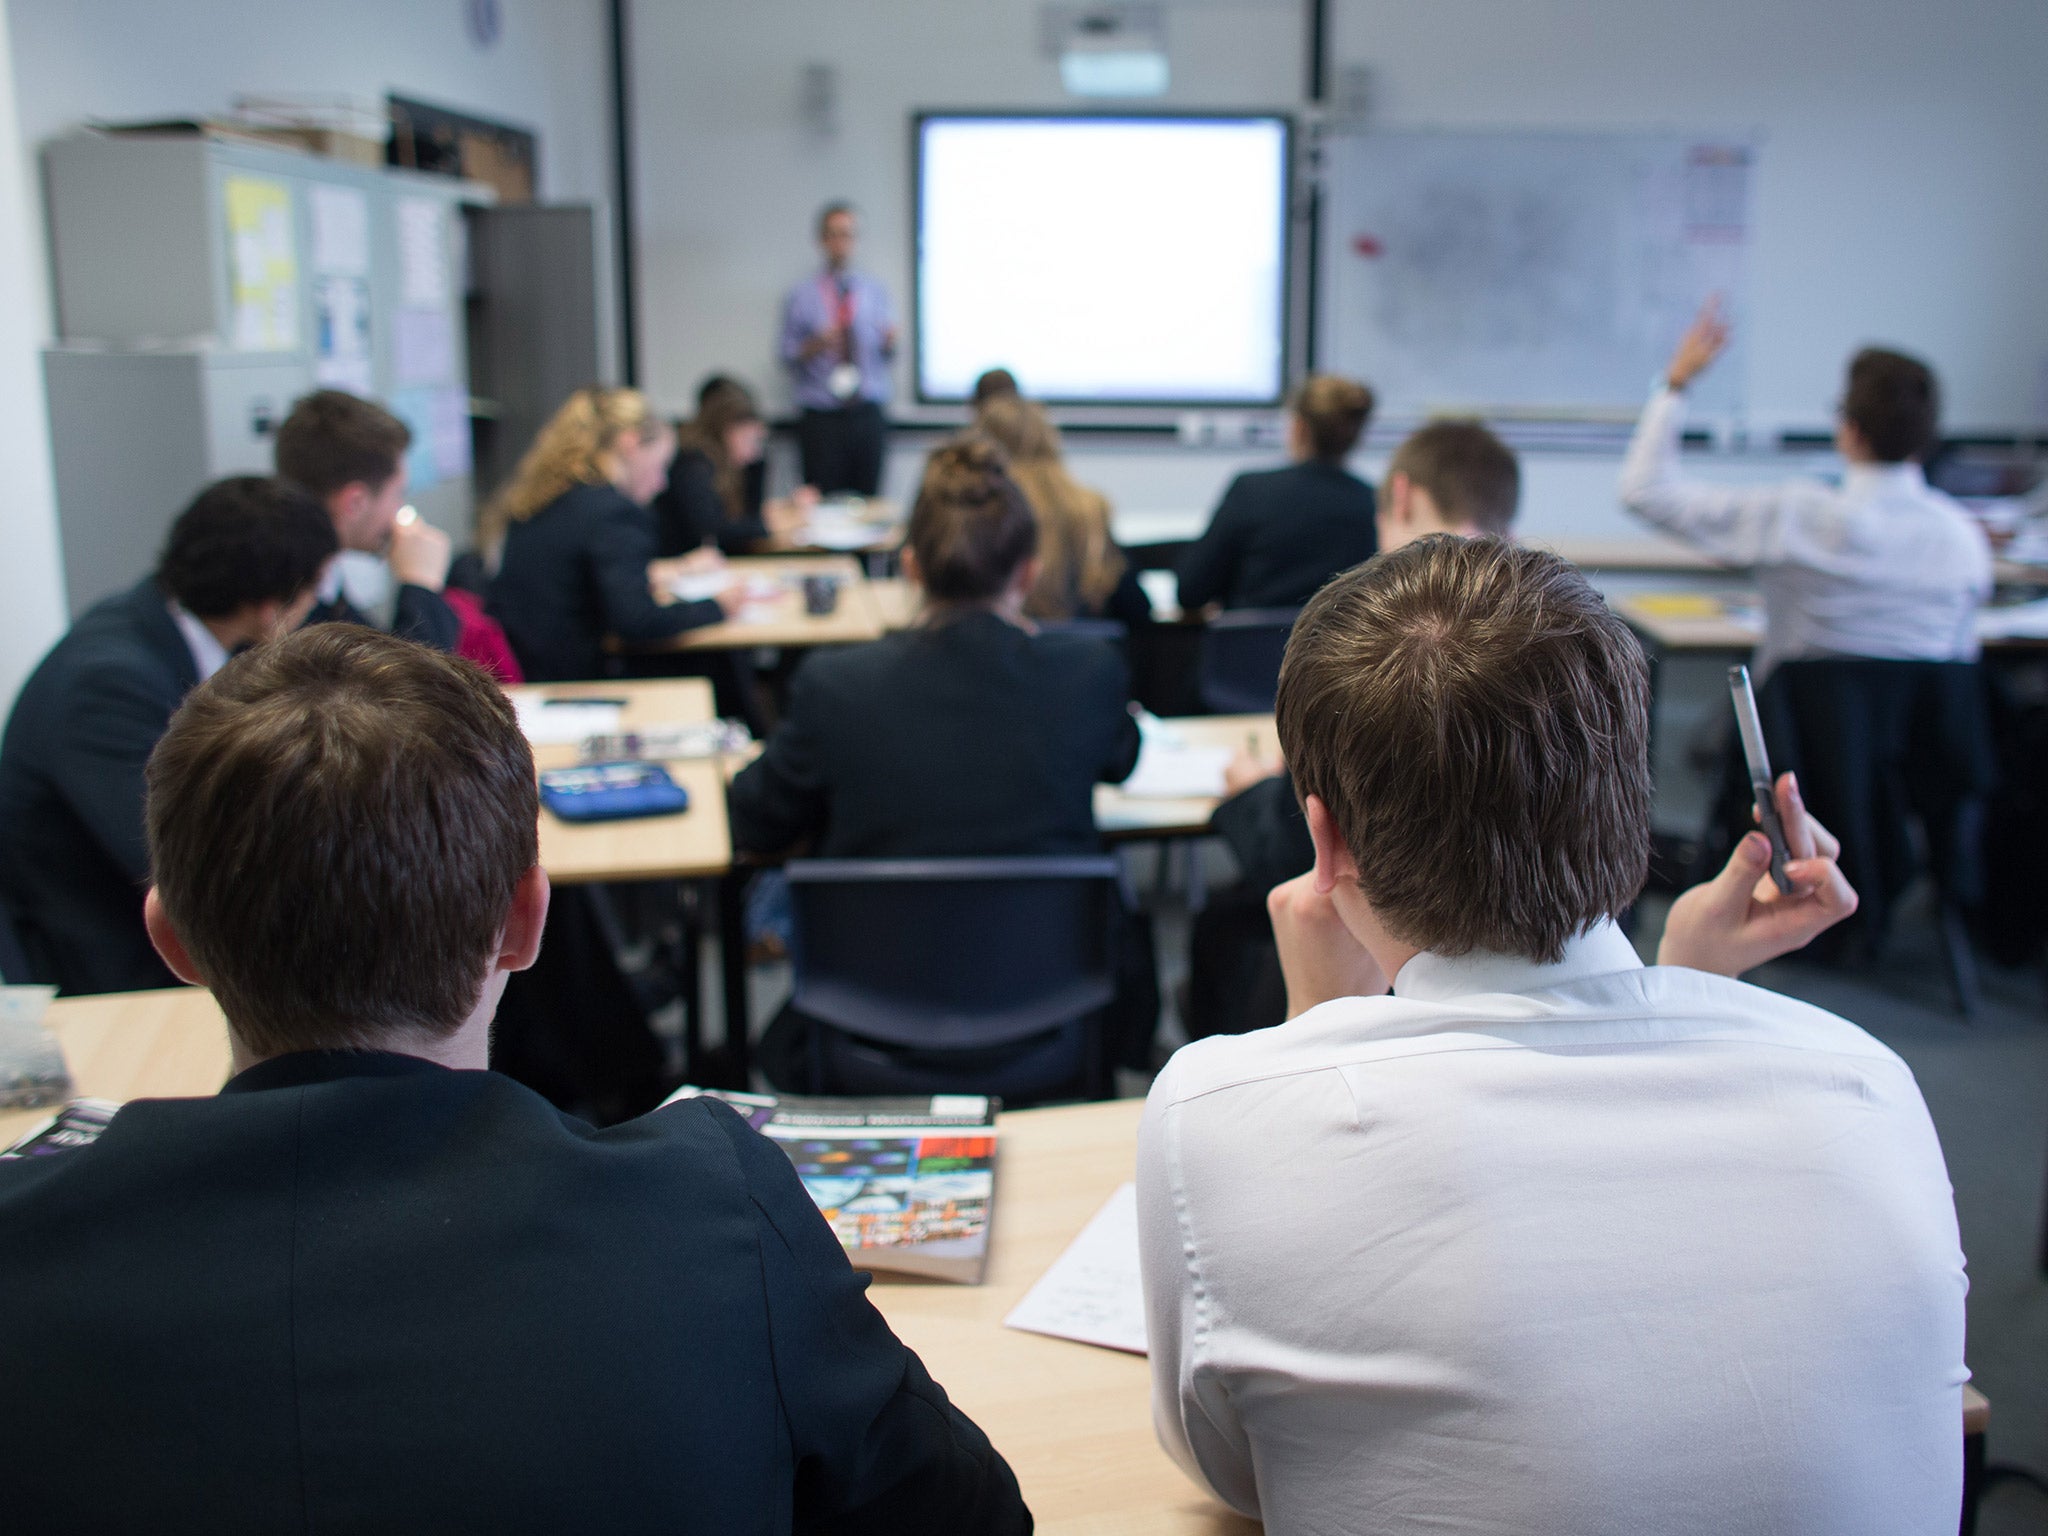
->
(1727, 665, 1796, 895)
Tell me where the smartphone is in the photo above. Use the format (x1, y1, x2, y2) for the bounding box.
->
(1727, 666, 1796, 894)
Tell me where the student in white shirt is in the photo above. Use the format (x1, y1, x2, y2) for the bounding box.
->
(1138, 535, 1968, 1536)
(1620, 299, 1991, 679)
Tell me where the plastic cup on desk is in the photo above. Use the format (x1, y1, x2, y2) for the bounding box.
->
(802, 574, 843, 616)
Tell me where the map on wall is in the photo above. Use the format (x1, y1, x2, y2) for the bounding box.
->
(1316, 131, 1755, 422)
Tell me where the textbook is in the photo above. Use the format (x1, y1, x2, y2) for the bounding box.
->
(664, 1086, 1000, 1284)
(2, 1097, 119, 1159)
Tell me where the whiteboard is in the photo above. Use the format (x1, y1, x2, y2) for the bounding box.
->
(1316, 131, 1754, 421)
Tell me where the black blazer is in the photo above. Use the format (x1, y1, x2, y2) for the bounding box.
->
(487, 483, 722, 682)
(0, 1051, 1031, 1535)
(1176, 460, 1378, 610)
(305, 582, 460, 651)
(0, 577, 193, 994)
(1210, 770, 1314, 892)
(653, 447, 772, 557)
(730, 610, 1140, 858)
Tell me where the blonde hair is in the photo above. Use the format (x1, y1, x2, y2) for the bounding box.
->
(1291, 373, 1376, 461)
(972, 397, 1124, 619)
(479, 387, 664, 548)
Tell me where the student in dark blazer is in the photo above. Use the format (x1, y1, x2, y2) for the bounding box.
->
(1183, 420, 1522, 1038)
(1177, 374, 1379, 611)
(276, 388, 459, 650)
(730, 436, 1140, 859)
(0, 626, 1030, 1536)
(486, 387, 737, 682)
(0, 479, 337, 995)
(653, 375, 816, 557)
(730, 437, 1149, 1083)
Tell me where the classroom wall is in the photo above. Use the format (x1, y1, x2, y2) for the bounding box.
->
(7, 0, 619, 368)
(0, 0, 67, 712)
(631, 0, 2048, 529)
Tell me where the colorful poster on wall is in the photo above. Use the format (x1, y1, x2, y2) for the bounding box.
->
(224, 175, 299, 352)
(313, 274, 374, 394)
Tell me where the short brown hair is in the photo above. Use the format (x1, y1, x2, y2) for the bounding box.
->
(1842, 348, 1939, 463)
(145, 627, 539, 1055)
(971, 368, 1020, 408)
(908, 436, 1039, 607)
(1386, 420, 1521, 536)
(1277, 536, 1651, 962)
(1291, 374, 1375, 461)
(275, 390, 412, 499)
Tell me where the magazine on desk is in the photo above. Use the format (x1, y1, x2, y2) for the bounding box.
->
(664, 1086, 1000, 1283)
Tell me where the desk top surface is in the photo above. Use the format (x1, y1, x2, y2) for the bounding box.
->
(668, 555, 886, 651)
(514, 678, 731, 881)
(1097, 715, 1279, 841)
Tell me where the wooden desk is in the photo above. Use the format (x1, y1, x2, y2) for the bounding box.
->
(1612, 592, 1764, 652)
(1096, 715, 1280, 841)
(512, 679, 732, 883)
(642, 556, 885, 652)
(871, 1098, 1248, 1534)
(0, 987, 230, 1147)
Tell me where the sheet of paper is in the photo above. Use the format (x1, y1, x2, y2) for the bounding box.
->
(1119, 742, 1231, 799)
(308, 184, 370, 276)
(667, 571, 734, 603)
(224, 175, 298, 351)
(395, 197, 450, 307)
(393, 306, 457, 386)
(1005, 1182, 1148, 1354)
(513, 697, 623, 746)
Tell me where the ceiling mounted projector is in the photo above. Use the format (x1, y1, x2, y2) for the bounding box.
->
(1041, 4, 1170, 98)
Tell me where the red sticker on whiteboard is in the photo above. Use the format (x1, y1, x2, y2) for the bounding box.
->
(1352, 234, 1385, 258)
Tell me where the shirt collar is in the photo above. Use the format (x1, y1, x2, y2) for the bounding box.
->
(166, 600, 231, 682)
(1391, 918, 1644, 1003)
(220, 1049, 455, 1095)
(1842, 460, 1926, 493)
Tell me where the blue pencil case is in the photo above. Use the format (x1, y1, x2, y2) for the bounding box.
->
(539, 761, 691, 822)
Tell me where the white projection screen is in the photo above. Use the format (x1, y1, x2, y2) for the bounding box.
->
(915, 114, 1292, 406)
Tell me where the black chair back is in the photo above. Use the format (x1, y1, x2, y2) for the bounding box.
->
(0, 903, 31, 985)
(786, 856, 1121, 1099)
(1038, 616, 1128, 650)
(1198, 607, 1299, 714)
(1741, 659, 1994, 1005)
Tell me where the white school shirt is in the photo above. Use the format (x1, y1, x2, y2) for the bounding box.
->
(167, 601, 230, 683)
(1137, 922, 1968, 1536)
(1618, 385, 1991, 679)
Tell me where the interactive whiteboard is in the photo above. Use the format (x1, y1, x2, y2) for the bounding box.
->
(915, 114, 1291, 406)
(1316, 131, 1755, 420)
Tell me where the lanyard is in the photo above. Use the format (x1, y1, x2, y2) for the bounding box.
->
(818, 274, 858, 334)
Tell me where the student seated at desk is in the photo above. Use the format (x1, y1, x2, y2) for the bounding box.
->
(1176, 373, 1378, 611)
(276, 388, 457, 650)
(485, 386, 738, 681)
(1140, 535, 1964, 1536)
(0, 627, 1029, 1535)
(1185, 419, 1522, 1039)
(653, 375, 817, 556)
(0, 478, 336, 996)
(972, 395, 1148, 626)
(1621, 299, 1991, 679)
(729, 437, 1149, 1084)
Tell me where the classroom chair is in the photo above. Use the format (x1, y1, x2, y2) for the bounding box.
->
(1714, 659, 1995, 1015)
(1198, 606, 1300, 714)
(784, 856, 1121, 1102)
(1037, 616, 1128, 648)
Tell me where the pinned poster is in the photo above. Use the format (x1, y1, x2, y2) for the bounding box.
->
(224, 175, 299, 352)
(395, 197, 450, 307)
(313, 274, 374, 394)
(308, 184, 370, 276)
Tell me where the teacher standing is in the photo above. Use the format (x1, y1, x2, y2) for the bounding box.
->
(779, 201, 898, 496)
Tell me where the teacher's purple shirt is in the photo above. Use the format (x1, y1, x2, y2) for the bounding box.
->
(779, 267, 898, 410)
